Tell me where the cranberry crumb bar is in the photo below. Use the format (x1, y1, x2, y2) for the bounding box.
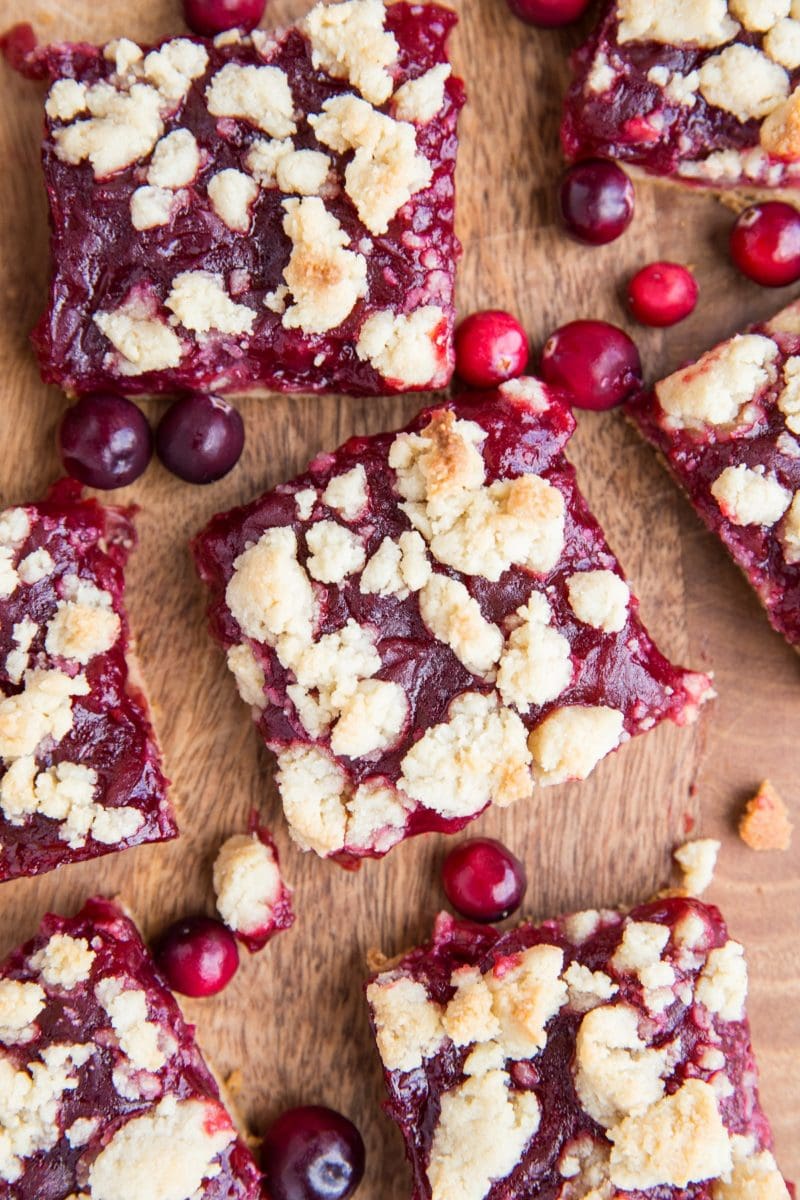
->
(213, 821, 295, 952)
(626, 298, 800, 649)
(0, 896, 263, 1198)
(0, 480, 173, 882)
(366, 891, 791, 1200)
(193, 378, 713, 863)
(22, 0, 463, 397)
(562, 0, 800, 193)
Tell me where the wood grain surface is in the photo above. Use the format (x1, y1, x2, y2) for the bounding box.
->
(0, 0, 798, 1188)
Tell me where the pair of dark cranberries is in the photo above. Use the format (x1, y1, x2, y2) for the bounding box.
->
(59, 392, 244, 489)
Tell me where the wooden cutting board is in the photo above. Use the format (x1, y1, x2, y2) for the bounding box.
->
(0, 0, 798, 1188)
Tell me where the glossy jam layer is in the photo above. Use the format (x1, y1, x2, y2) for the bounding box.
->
(627, 319, 800, 647)
(561, 4, 800, 189)
(0, 480, 174, 881)
(193, 385, 711, 862)
(0, 897, 263, 1198)
(23, 7, 464, 396)
(368, 898, 783, 1200)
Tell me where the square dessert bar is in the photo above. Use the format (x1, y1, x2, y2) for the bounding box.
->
(0, 896, 263, 1197)
(193, 378, 712, 863)
(367, 896, 790, 1200)
(627, 298, 800, 649)
(0, 480, 173, 882)
(562, 0, 800, 192)
(26, 0, 464, 397)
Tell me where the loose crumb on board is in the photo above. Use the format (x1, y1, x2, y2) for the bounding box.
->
(739, 780, 793, 852)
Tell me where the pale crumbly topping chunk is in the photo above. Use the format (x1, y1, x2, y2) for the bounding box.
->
(611, 922, 675, 1013)
(739, 779, 794, 850)
(777, 356, 800, 433)
(0, 1043, 94, 1184)
(356, 307, 446, 387)
(305, 520, 366, 584)
(392, 65, 452, 124)
(304, 0, 399, 106)
(0, 979, 45, 1043)
(28, 935, 95, 990)
(486, 945, 567, 1059)
(714, 1140, 792, 1200)
(398, 691, 532, 818)
(608, 1079, 731, 1190)
(360, 531, 431, 598)
(441, 967, 501, 1047)
(330, 678, 407, 757)
(206, 63, 296, 138)
(427, 1070, 541, 1200)
(322, 466, 369, 521)
(281, 197, 368, 335)
(147, 128, 200, 189)
(87, 1095, 235, 1200)
(130, 186, 175, 231)
(226, 643, 267, 709)
(496, 594, 573, 711)
(343, 782, 411, 854)
(45, 588, 121, 665)
(53, 82, 164, 178)
(575, 1003, 675, 1129)
(761, 87, 800, 158)
(764, 18, 800, 68)
(165, 270, 256, 337)
(710, 464, 792, 527)
(142, 39, 209, 104)
(46, 79, 89, 122)
(616, 0, 740, 46)
(277, 745, 349, 855)
(655, 335, 778, 431)
(418, 574, 503, 678)
(528, 705, 624, 786)
(310, 95, 432, 235)
(0, 669, 89, 760)
(563, 962, 619, 1013)
(1, 757, 144, 849)
(213, 833, 283, 936)
(207, 169, 259, 233)
(567, 570, 630, 633)
(731, 0, 791, 31)
(226, 526, 316, 646)
(696, 940, 748, 1021)
(698, 45, 789, 123)
(276, 148, 332, 196)
(104, 37, 144, 76)
(674, 838, 721, 896)
(94, 293, 183, 375)
(367, 975, 445, 1071)
(95, 976, 168, 1072)
(17, 549, 54, 586)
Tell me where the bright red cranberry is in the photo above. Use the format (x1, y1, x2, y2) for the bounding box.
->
(540, 320, 642, 411)
(627, 261, 699, 327)
(155, 916, 239, 997)
(59, 394, 153, 490)
(454, 310, 529, 388)
(442, 838, 527, 923)
(505, 0, 591, 26)
(183, 0, 266, 35)
(730, 202, 800, 287)
(263, 1107, 365, 1200)
(156, 394, 244, 484)
(559, 159, 635, 246)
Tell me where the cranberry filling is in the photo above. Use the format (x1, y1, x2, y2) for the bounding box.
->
(0, 480, 174, 882)
(0, 897, 263, 1198)
(21, 6, 465, 397)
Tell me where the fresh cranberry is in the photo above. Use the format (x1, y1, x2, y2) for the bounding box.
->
(0, 23, 39, 75)
(505, 0, 591, 26)
(183, 0, 266, 35)
(627, 262, 699, 327)
(559, 159, 635, 246)
(263, 1107, 365, 1200)
(154, 916, 239, 997)
(58, 394, 153, 489)
(156, 394, 244, 484)
(442, 838, 527, 923)
(729, 202, 800, 287)
(540, 320, 642, 411)
(454, 310, 529, 388)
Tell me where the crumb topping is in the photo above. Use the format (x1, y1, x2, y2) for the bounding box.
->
(147, 128, 200, 188)
(304, 0, 399, 106)
(95, 976, 168, 1072)
(696, 940, 748, 1020)
(281, 197, 368, 334)
(419, 574, 504, 678)
(207, 169, 259, 233)
(53, 82, 164, 178)
(616, 0, 739, 46)
(206, 63, 296, 138)
(213, 833, 284, 935)
(226, 643, 267, 709)
(322, 466, 369, 521)
(529, 705, 625, 786)
(360, 531, 432, 598)
(0, 979, 45, 1043)
(367, 975, 445, 1071)
(567, 570, 630, 633)
(130, 186, 175, 230)
(698, 45, 789, 122)
(94, 293, 183, 375)
(356, 307, 446, 387)
(575, 1003, 674, 1128)
(710, 464, 792, 527)
(496, 594, 573, 711)
(655, 335, 778, 431)
(165, 270, 256, 337)
(392, 64, 452, 124)
(674, 838, 721, 896)
(739, 780, 793, 850)
(28, 935, 95, 990)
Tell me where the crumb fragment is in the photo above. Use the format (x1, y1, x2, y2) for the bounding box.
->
(739, 780, 793, 851)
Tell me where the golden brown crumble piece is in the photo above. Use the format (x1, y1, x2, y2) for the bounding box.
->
(738, 780, 793, 851)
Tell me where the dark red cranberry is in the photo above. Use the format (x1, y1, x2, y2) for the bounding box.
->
(559, 159, 635, 246)
(442, 838, 527, 923)
(156, 394, 244, 484)
(505, 0, 591, 26)
(58, 394, 153, 490)
(183, 0, 266, 34)
(729, 202, 800, 287)
(454, 310, 529, 388)
(154, 916, 239, 997)
(627, 261, 698, 327)
(263, 1107, 365, 1200)
(540, 319, 642, 411)
(0, 23, 39, 75)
